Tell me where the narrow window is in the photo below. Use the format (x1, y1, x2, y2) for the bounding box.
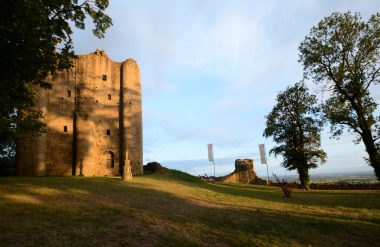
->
(107, 152, 115, 168)
(102, 75, 107, 81)
(59, 97, 64, 110)
(106, 129, 110, 136)
(64, 126, 68, 132)
(108, 94, 111, 100)
(67, 90, 71, 97)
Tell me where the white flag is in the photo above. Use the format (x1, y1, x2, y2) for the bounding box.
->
(208, 144, 214, 162)
(259, 144, 267, 164)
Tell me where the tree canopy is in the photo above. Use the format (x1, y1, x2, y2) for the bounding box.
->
(299, 12, 380, 180)
(0, 0, 112, 158)
(264, 82, 326, 189)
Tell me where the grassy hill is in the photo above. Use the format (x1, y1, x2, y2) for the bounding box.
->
(0, 170, 379, 247)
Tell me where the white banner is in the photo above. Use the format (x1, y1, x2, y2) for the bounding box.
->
(259, 144, 267, 164)
(208, 144, 214, 162)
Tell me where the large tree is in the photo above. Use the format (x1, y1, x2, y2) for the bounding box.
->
(299, 12, 380, 180)
(0, 0, 112, 159)
(264, 82, 326, 189)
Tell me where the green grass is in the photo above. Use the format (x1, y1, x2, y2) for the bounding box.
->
(0, 170, 379, 247)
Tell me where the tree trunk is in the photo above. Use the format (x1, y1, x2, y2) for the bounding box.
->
(361, 129, 380, 180)
(298, 168, 310, 190)
(351, 97, 380, 181)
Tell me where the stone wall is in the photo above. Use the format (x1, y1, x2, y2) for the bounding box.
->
(217, 159, 259, 184)
(16, 50, 143, 176)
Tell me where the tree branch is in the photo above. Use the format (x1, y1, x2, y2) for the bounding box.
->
(365, 67, 380, 91)
(50, 0, 96, 22)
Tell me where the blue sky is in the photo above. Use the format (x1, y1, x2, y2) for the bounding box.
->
(72, 0, 380, 178)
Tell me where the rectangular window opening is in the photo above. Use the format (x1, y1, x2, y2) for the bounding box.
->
(67, 90, 71, 97)
(64, 126, 68, 132)
(102, 75, 107, 81)
(106, 129, 110, 136)
(108, 94, 111, 100)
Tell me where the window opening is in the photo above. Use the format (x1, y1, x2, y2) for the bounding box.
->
(59, 97, 64, 110)
(108, 94, 111, 100)
(106, 129, 110, 136)
(102, 75, 107, 81)
(107, 152, 115, 168)
(64, 126, 68, 132)
(67, 90, 71, 97)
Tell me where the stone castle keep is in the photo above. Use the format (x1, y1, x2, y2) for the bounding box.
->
(16, 50, 143, 176)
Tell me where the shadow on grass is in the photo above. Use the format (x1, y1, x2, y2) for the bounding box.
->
(143, 171, 380, 210)
(0, 176, 379, 247)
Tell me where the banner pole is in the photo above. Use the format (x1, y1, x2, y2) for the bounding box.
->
(213, 161, 215, 177)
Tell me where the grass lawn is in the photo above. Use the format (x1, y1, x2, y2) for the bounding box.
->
(0, 170, 379, 247)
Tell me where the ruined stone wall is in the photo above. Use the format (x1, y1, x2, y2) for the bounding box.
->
(217, 159, 258, 184)
(16, 50, 143, 176)
(45, 68, 75, 175)
(73, 52, 120, 176)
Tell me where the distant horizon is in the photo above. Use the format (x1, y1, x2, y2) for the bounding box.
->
(157, 156, 374, 179)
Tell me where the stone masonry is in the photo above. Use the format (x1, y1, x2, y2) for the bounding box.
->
(217, 159, 258, 183)
(16, 50, 143, 176)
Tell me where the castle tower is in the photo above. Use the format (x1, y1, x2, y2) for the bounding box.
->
(16, 50, 143, 176)
(121, 59, 143, 175)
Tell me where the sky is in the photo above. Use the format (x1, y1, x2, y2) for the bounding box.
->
(72, 0, 380, 178)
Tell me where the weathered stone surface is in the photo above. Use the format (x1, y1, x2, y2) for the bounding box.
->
(217, 159, 259, 184)
(16, 50, 143, 177)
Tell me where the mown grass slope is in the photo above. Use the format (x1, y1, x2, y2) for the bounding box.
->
(0, 170, 379, 247)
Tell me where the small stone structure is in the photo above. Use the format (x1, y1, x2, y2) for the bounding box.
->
(217, 159, 260, 184)
(16, 50, 143, 177)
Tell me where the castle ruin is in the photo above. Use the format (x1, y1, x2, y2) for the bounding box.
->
(16, 50, 143, 176)
(216, 159, 264, 184)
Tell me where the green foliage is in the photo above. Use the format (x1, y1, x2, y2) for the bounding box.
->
(0, 156, 15, 176)
(0, 0, 112, 159)
(162, 169, 203, 183)
(299, 12, 380, 180)
(264, 82, 326, 189)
